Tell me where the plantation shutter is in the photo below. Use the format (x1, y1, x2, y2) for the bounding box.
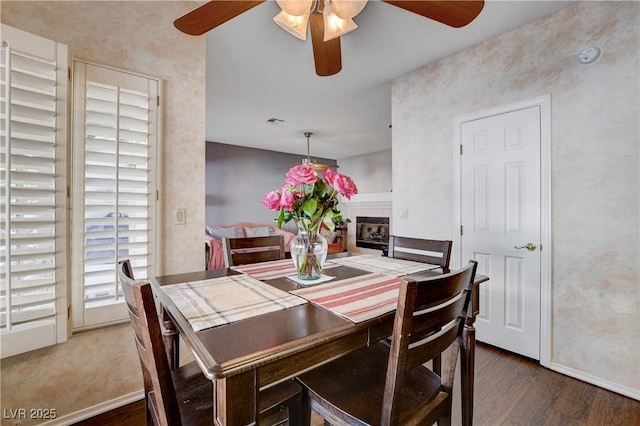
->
(71, 62, 158, 329)
(0, 25, 69, 358)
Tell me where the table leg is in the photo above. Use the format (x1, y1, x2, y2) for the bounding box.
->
(214, 370, 257, 425)
(461, 317, 476, 426)
(161, 307, 180, 370)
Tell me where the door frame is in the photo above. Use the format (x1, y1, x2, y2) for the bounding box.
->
(452, 94, 552, 367)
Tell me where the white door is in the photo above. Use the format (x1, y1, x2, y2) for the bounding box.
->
(460, 106, 541, 360)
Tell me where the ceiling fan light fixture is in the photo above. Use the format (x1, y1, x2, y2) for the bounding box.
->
(276, 0, 315, 16)
(274, 9, 311, 40)
(331, 0, 367, 19)
(322, 2, 358, 41)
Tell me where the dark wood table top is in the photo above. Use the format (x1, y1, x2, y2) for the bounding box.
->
(151, 262, 486, 381)
(151, 265, 381, 379)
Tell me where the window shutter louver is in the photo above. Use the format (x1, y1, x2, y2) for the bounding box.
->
(72, 62, 158, 328)
(1, 25, 68, 358)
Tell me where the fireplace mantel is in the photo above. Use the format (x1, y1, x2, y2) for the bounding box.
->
(341, 192, 392, 208)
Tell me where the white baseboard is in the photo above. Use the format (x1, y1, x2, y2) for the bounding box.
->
(38, 390, 145, 426)
(550, 362, 640, 401)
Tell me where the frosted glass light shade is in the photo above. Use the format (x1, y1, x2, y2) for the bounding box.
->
(274, 10, 311, 40)
(276, 0, 314, 16)
(323, 2, 358, 41)
(331, 0, 367, 19)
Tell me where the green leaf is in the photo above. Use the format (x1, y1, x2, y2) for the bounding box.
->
(277, 208, 285, 228)
(305, 183, 315, 196)
(302, 199, 318, 216)
(323, 213, 335, 231)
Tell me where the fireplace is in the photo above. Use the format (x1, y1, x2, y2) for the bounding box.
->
(355, 216, 389, 249)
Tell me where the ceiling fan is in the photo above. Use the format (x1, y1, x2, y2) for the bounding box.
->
(300, 131, 337, 172)
(174, 0, 485, 77)
(276, 132, 337, 171)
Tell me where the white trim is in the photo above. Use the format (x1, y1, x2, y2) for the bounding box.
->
(452, 94, 552, 367)
(549, 362, 640, 401)
(340, 192, 392, 210)
(39, 390, 144, 426)
(341, 192, 392, 204)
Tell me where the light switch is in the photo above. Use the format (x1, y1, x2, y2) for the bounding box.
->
(175, 208, 186, 225)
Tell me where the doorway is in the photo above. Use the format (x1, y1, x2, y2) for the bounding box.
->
(453, 95, 552, 366)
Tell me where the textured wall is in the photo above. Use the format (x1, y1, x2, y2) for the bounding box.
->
(338, 149, 392, 194)
(0, 1, 205, 424)
(392, 1, 639, 396)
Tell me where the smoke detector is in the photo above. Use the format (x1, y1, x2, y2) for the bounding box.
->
(577, 46, 602, 66)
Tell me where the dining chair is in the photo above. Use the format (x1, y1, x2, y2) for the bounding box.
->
(388, 235, 453, 273)
(117, 260, 303, 425)
(387, 235, 454, 375)
(222, 234, 285, 267)
(296, 260, 478, 426)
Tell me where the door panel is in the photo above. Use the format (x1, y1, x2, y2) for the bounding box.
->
(461, 106, 541, 359)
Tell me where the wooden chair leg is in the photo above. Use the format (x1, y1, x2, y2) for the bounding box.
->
(145, 397, 153, 426)
(300, 385, 312, 426)
(286, 392, 303, 426)
(438, 415, 452, 426)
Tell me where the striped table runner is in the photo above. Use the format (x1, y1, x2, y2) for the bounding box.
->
(292, 273, 402, 323)
(327, 254, 439, 276)
(232, 258, 339, 280)
(163, 275, 307, 331)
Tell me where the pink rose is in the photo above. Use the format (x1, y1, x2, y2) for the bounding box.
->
(325, 169, 358, 200)
(262, 191, 281, 211)
(279, 187, 295, 211)
(285, 165, 318, 186)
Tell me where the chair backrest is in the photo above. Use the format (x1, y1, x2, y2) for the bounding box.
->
(117, 260, 181, 425)
(387, 235, 453, 273)
(382, 260, 478, 424)
(222, 235, 285, 267)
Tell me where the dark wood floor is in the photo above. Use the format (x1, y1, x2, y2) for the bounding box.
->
(74, 343, 640, 425)
(461, 343, 640, 425)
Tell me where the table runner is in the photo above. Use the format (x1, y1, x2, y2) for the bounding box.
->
(231, 258, 340, 280)
(327, 254, 439, 276)
(292, 273, 402, 323)
(163, 275, 307, 331)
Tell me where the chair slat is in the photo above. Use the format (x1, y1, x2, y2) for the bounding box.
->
(222, 235, 286, 267)
(409, 292, 469, 345)
(388, 235, 453, 272)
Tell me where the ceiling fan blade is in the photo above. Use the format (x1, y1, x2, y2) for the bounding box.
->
(382, 1, 484, 28)
(309, 13, 342, 77)
(174, 0, 265, 35)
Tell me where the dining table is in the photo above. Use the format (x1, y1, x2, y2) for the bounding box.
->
(150, 253, 488, 426)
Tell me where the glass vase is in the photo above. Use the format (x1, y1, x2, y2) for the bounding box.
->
(291, 221, 328, 281)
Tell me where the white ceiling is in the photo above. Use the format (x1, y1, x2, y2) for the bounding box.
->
(204, 0, 575, 159)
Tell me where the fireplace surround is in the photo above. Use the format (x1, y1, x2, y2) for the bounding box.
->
(355, 216, 390, 249)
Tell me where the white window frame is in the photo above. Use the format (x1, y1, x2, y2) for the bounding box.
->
(71, 60, 160, 330)
(1, 24, 69, 358)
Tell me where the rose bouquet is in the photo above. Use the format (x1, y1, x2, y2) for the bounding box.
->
(263, 164, 357, 279)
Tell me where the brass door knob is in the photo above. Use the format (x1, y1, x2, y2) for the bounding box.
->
(514, 243, 537, 251)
